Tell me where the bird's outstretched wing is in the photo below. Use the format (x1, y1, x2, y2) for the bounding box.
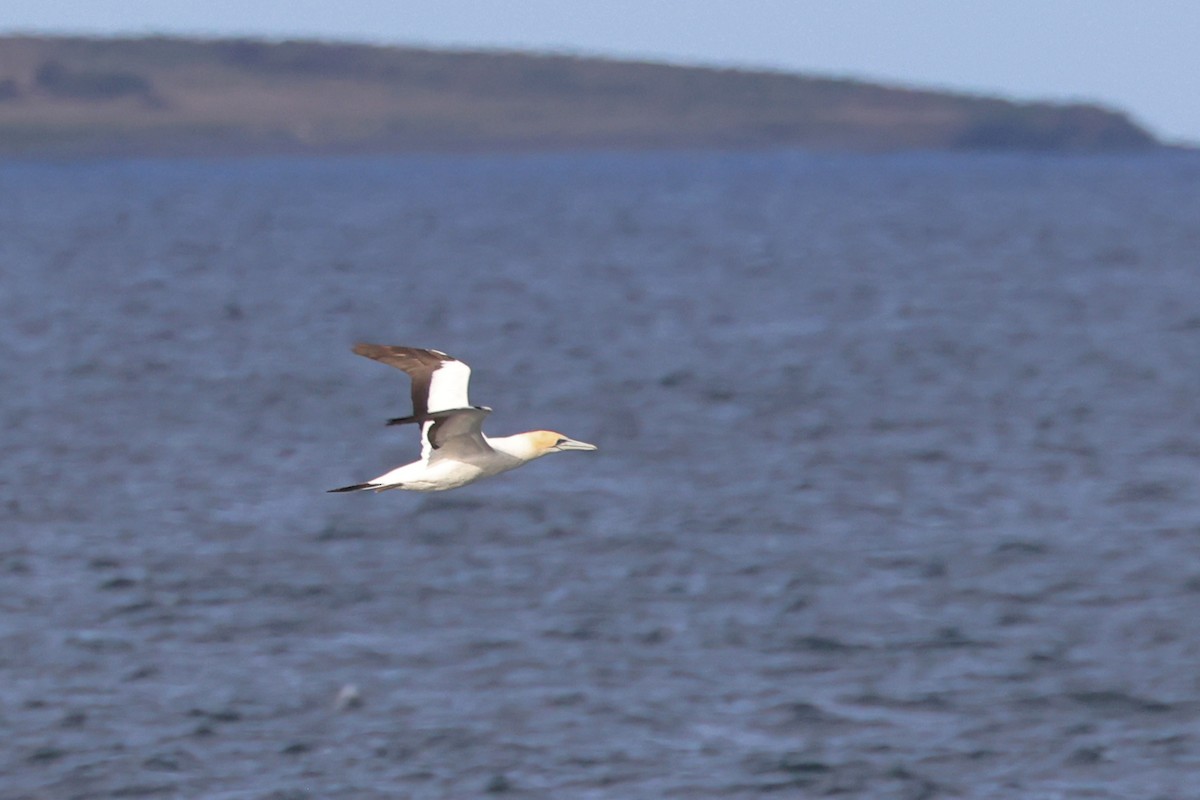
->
(422, 407, 495, 463)
(352, 344, 479, 460)
(352, 344, 472, 419)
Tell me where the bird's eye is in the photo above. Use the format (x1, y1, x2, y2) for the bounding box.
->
(555, 438, 568, 446)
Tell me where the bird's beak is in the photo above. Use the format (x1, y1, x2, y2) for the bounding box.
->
(556, 438, 598, 452)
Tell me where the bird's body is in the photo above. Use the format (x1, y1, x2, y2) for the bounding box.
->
(330, 344, 596, 493)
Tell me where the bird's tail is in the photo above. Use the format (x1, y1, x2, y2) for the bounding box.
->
(386, 414, 421, 426)
(327, 482, 377, 493)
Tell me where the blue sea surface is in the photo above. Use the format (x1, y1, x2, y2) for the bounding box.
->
(3, 151, 1200, 797)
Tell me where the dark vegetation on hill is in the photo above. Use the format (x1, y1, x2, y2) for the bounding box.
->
(0, 35, 1162, 156)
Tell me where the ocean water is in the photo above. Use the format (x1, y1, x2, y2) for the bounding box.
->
(3, 150, 1200, 798)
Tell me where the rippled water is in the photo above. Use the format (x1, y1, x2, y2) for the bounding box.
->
(4, 151, 1200, 798)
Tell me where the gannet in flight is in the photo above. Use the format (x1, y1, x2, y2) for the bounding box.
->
(329, 344, 597, 493)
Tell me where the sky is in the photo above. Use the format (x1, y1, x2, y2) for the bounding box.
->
(3, 1, 1198, 144)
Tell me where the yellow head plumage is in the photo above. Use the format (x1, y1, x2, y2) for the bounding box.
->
(520, 430, 598, 458)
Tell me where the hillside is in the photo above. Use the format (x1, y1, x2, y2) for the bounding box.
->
(0, 35, 1161, 156)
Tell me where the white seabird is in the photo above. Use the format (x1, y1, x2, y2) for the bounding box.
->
(329, 344, 597, 493)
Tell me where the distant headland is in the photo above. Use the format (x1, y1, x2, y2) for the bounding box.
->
(0, 35, 1165, 157)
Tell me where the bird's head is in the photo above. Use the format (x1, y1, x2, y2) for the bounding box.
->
(524, 430, 599, 459)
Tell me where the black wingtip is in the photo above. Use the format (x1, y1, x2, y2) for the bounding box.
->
(388, 407, 489, 426)
(327, 482, 375, 493)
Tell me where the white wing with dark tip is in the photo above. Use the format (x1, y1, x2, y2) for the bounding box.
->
(352, 344, 476, 460)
